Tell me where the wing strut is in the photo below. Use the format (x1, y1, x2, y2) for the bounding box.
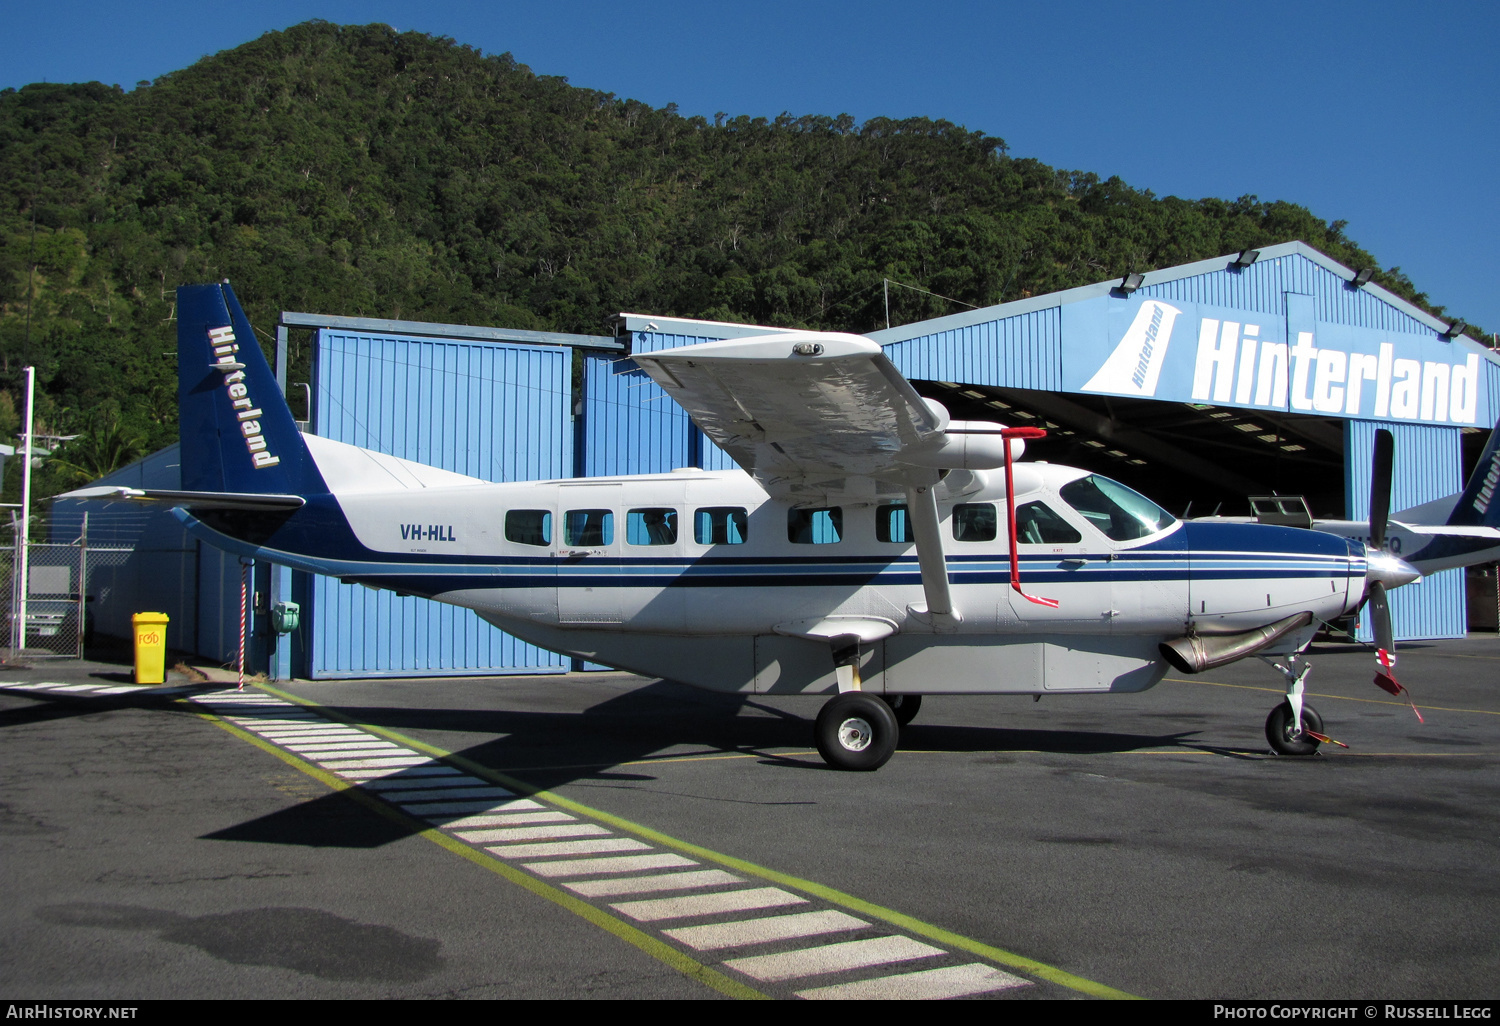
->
(904, 480, 962, 630)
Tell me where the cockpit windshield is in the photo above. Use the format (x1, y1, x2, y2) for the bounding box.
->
(1058, 475, 1177, 541)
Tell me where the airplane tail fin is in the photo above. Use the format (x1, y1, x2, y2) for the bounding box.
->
(1444, 418, 1500, 529)
(177, 282, 327, 497)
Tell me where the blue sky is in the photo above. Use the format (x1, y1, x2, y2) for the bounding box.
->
(5, 0, 1497, 337)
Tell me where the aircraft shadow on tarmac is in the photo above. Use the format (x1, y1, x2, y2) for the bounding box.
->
(2, 678, 1208, 851)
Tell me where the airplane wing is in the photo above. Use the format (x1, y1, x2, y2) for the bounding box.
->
(631, 332, 946, 501)
(58, 486, 306, 511)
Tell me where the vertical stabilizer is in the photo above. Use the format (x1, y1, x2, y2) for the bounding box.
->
(1447, 419, 1500, 528)
(177, 283, 325, 496)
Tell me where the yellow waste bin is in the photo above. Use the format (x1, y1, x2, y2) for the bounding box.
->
(132, 612, 170, 684)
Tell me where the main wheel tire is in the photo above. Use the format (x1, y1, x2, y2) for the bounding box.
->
(1265, 703, 1324, 756)
(815, 692, 899, 771)
(881, 693, 922, 726)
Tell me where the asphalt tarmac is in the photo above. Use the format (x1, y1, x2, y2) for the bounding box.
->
(2, 635, 1497, 1000)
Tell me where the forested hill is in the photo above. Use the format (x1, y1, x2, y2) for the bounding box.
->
(0, 20, 1475, 493)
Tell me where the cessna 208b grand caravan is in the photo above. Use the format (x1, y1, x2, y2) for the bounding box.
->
(68, 283, 1423, 770)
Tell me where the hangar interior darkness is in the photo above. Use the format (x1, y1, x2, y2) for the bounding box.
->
(919, 381, 1494, 521)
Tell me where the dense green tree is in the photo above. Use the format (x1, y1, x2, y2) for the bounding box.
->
(0, 21, 1482, 501)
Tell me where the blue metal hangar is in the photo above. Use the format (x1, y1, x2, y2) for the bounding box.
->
(63, 241, 1500, 677)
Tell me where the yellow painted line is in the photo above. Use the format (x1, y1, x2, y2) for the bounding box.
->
(259, 685, 1138, 1000)
(485, 751, 801, 774)
(1162, 677, 1500, 716)
(183, 695, 766, 1001)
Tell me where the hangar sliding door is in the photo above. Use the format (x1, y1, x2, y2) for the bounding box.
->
(307, 330, 572, 678)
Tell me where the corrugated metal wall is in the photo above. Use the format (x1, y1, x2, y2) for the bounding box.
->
(583, 329, 739, 476)
(309, 331, 573, 677)
(881, 309, 1063, 390)
(1139, 255, 1433, 335)
(1345, 420, 1466, 640)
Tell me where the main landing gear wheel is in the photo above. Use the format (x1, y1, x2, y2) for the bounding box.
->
(815, 692, 899, 771)
(881, 693, 922, 726)
(1265, 703, 1324, 756)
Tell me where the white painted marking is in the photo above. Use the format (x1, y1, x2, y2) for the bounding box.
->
(444, 816, 573, 840)
(611, 887, 807, 923)
(488, 837, 649, 859)
(390, 798, 521, 815)
(283, 742, 404, 754)
(430, 802, 550, 824)
(724, 936, 944, 982)
(315, 756, 433, 770)
(448, 823, 607, 843)
(441, 810, 571, 828)
(795, 963, 1031, 1000)
(663, 910, 868, 951)
(565, 870, 744, 899)
(48, 684, 110, 692)
(1, 682, 58, 689)
(337, 765, 461, 781)
(249, 719, 349, 728)
(90, 686, 145, 695)
(362, 775, 491, 791)
(385, 786, 519, 803)
(257, 732, 371, 742)
(523, 853, 696, 876)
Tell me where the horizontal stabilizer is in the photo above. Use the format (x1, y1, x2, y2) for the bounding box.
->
(60, 486, 306, 511)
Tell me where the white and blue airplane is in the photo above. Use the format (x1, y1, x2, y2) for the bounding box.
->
(68, 283, 1423, 769)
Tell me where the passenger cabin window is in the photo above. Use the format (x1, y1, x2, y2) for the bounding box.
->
(564, 509, 614, 546)
(1059, 475, 1175, 541)
(788, 507, 842, 544)
(626, 508, 677, 546)
(505, 510, 552, 547)
(1015, 501, 1082, 544)
(694, 507, 748, 545)
(952, 503, 997, 542)
(876, 504, 912, 544)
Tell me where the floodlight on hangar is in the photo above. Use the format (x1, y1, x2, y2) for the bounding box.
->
(1351, 268, 1376, 287)
(1442, 320, 1466, 339)
(1232, 248, 1261, 268)
(1117, 272, 1145, 293)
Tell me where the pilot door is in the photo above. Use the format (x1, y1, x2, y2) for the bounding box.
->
(996, 498, 1111, 628)
(556, 483, 622, 624)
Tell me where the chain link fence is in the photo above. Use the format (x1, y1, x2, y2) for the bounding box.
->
(1, 513, 142, 661)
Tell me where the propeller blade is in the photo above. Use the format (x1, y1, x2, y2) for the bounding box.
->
(1369, 580, 1395, 660)
(1370, 428, 1393, 551)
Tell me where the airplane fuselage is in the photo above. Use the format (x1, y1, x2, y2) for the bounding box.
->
(178, 435, 1367, 698)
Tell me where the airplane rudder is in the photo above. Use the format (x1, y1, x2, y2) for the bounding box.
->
(176, 282, 322, 495)
(1448, 417, 1500, 528)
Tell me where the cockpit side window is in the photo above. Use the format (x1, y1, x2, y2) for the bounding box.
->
(1015, 501, 1082, 544)
(1059, 475, 1175, 541)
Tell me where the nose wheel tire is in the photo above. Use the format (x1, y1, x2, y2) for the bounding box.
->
(815, 693, 899, 771)
(881, 693, 922, 726)
(1266, 702, 1324, 756)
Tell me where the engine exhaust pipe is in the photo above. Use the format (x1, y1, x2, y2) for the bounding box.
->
(1159, 611, 1315, 674)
